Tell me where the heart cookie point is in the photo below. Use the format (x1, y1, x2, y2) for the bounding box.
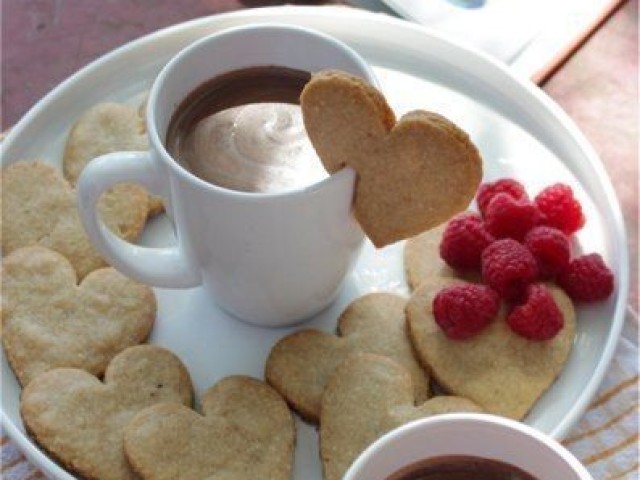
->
(301, 71, 482, 247)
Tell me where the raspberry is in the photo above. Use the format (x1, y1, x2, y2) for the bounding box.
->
(477, 178, 528, 217)
(433, 284, 500, 340)
(524, 226, 572, 279)
(484, 193, 541, 241)
(481, 239, 538, 302)
(557, 253, 614, 302)
(535, 183, 585, 235)
(439, 213, 495, 271)
(506, 284, 564, 341)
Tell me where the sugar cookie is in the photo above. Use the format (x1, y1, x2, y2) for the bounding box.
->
(20, 345, 193, 480)
(2, 246, 155, 385)
(124, 376, 294, 480)
(406, 278, 575, 419)
(320, 353, 482, 480)
(301, 71, 482, 247)
(266, 293, 429, 422)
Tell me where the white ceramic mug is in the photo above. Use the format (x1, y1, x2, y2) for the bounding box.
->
(76, 25, 375, 326)
(344, 413, 594, 480)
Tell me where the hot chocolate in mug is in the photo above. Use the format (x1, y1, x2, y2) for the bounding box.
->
(344, 414, 594, 480)
(77, 24, 376, 326)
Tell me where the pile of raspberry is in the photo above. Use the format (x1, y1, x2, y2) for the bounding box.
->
(433, 178, 614, 342)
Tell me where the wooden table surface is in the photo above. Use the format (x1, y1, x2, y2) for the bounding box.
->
(1, 1, 638, 478)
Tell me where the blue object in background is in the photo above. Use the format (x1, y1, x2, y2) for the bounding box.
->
(446, 0, 486, 8)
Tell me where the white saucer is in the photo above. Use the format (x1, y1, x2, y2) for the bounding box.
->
(1, 6, 628, 480)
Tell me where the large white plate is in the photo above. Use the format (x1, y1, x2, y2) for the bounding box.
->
(1, 6, 628, 480)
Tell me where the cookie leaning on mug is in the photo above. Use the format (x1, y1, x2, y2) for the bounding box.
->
(301, 70, 482, 247)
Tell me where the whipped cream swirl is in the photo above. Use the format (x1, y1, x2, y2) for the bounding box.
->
(179, 103, 327, 193)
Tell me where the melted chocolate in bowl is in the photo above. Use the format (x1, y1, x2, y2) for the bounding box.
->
(385, 455, 539, 480)
(166, 66, 327, 193)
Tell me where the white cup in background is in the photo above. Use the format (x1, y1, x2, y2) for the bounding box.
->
(345, 413, 594, 480)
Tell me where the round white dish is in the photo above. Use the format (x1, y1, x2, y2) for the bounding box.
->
(1, 6, 628, 480)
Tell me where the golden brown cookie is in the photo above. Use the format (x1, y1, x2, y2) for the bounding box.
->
(124, 376, 295, 480)
(1, 160, 148, 278)
(301, 71, 482, 247)
(404, 222, 481, 291)
(63, 102, 164, 216)
(266, 293, 429, 422)
(320, 353, 483, 480)
(404, 223, 457, 291)
(20, 345, 193, 480)
(406, 279, 575, 420)
(1, 246, 155, 386)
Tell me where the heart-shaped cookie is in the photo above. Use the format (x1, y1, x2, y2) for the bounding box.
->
(124, 376, 295, 480)
(301, 71, 482, 247)
(2, 246, 155, 386)
(20, 345, 193, 480)
(320, 352, 482, 480)
(404, 221, 482, 290)
(406, 277, 575, 419)
(1, 160, 148, 278)
(63, 102, 164, 216)
(266, 292, 429, 422)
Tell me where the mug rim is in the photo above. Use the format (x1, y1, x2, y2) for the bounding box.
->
(344, 413, 593, 480)
(146, 23, 377, 201)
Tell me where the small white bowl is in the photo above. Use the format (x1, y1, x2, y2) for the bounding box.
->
(345, 413, 593, 480)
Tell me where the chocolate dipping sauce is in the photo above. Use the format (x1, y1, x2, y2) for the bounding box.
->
(385, 455, 539, 480)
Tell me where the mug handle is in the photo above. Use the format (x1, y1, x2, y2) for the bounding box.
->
(76, 152, 201, 288)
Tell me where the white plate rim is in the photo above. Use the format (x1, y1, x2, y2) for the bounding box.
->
(1, 5, 629, 479)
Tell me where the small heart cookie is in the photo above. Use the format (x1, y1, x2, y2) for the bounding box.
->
(266, 293, 429, 422)
(20, 345, 193, 480)
(63, 102, 164, 216)
(406, 278, 575, 419)
(320, 352, 482, 480)
(404, 222, 481, 290)
(301, 71, 482, 247)
(1, 160, 148, 278)
(124, 376, 295, 480)
(2, 246, 155, 386)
